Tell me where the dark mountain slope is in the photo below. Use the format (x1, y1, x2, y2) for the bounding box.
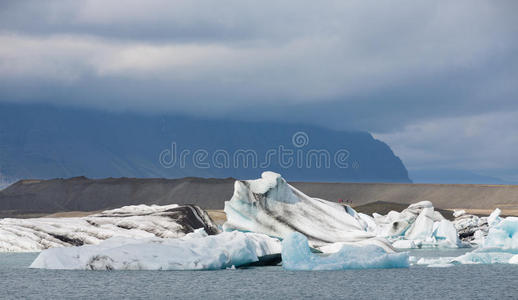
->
(0, 103, 410, 183)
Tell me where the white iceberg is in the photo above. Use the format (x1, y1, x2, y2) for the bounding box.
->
(281, 232, 409, 271)
(432, 220, 462, 248)
(30, 229, 282, 270)
(0, 204, 219, 252)
(487, 208, 502, 227)
(452, 250, 515, 265)
(404, 207, 436, 240)
(371, 201, 436, 239)
(223, 171, 391, 250)
(223, 173, 467, 251)
(317, 237, 399, 254)
(509, 255, 518, 264)
(370, 201, 466, 248)
(415, 256, 456, 267)
(392, 239, 420, 249)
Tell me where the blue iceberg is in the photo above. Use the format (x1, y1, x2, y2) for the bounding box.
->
(418, 216, 518, 267)
(452, 217, 518, 265)
(484, 217, 518, 249)
(281, 232, 409, 271)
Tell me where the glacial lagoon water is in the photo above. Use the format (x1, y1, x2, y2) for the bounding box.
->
(2, 250, 518, 299)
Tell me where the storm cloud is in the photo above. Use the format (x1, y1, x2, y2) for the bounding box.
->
(0, 0, 517, 181)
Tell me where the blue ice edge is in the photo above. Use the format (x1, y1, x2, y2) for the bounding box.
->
(282, 232, 410, 271)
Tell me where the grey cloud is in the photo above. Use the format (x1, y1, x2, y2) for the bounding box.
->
(374, 110, 518, 182)
(0, 0, 517, 180)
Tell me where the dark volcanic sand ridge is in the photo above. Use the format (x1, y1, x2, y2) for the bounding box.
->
(1, 177, 518, 217)
(0, 176, 234, 216)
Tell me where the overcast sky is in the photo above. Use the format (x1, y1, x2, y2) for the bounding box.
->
(1, 0, 517, 182)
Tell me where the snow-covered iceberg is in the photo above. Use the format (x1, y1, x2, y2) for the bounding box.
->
(223, 172, 393, 251)
(0, 204, 219, 252)
(30, 229, 281, 270)
(281, 232, 409, 271)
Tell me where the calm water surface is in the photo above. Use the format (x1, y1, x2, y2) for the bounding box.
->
(1, 250, 518, 299)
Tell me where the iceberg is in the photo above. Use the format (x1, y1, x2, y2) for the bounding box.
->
(404, 207, 436, 240)
(481, 217, 518, 249)
(415, 256, 456, 267)
(418, 216, 518, 266)
(0, 204, 219, 252)
(392, 239, 420, 249)
(452, 249, 515, 265)
(370, 201, 466, 248)
(30, 229, 282, 270)
(281, 232, 409, 271)
(453, 210, 494, 245)
(222, 173, 469, 251)
(432, 220, 462, 248)
(372, 201, 437, 239)
(509, 255, 518, 264)
(223, 172, 391, 250)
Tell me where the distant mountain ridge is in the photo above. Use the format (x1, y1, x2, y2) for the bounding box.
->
(0, 103, 410, 183)
(409, 169, 512, 185)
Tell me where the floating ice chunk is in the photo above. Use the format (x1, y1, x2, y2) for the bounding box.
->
(416, 257, 455, 266)
(484, 217, 518, 249)
(223, 172, 387, 248)
(453, 250, 515, 265)
(0, 204, 219, 252)
(416, 257, 455, 268)
(433, 220, 462, 248)
(281, 232, 409, 271)
(453, 213, 489, 245)
(317, 237, 397, 254)
(428, 263, 454, 268)
(405, 207, 435, 240)
(440, 217, 518, 265)
(392, 239, 419, 249)
(472, 229, 486, 245)
(487, 208, 502, 227)
(374, 201, 445, 237)
(30, 230, 281, 270)
(509, 255, 518, 264)
(371, 201, 466, 248)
